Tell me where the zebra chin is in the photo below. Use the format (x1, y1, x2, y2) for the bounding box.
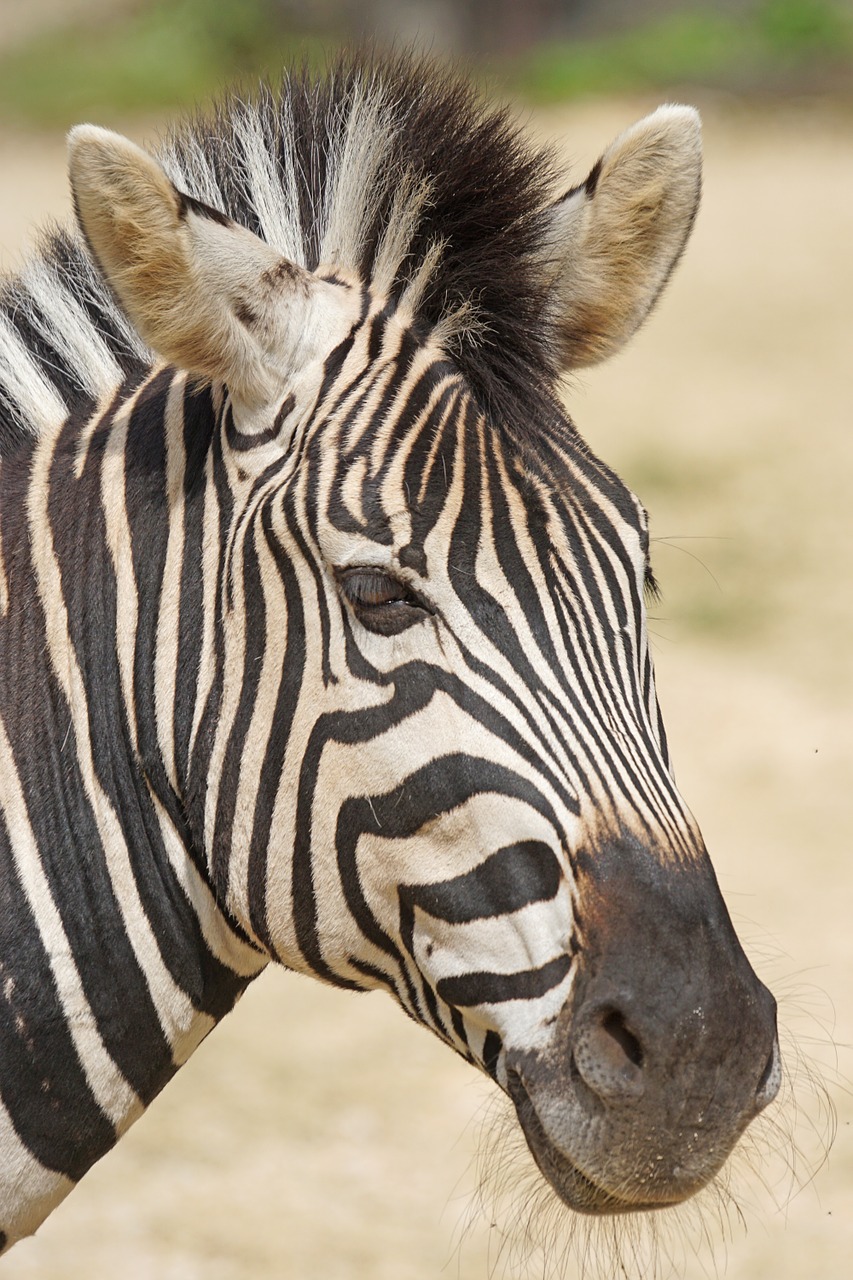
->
(503, 1018, 780, 1217)
(505, 1067, 712, 1215)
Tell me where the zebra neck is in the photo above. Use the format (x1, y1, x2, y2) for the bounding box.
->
(0, 375, 266, 1246)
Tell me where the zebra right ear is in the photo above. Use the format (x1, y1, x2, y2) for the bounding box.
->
(68, 126, 342, 410)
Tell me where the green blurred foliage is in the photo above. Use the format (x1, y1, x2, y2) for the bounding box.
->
(0, 0, 850, 126)
(512, 0, 853, 101)
(0, 0, 324, 126)
(759, 0, 853, 52)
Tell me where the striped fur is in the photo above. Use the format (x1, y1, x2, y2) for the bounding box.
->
(0, 53, 778, 1257)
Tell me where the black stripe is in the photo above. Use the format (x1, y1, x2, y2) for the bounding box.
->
(450, 1006, 470, 1054)
(224, 399, 293, 453)
(185, 421, 232, 830)
(436, 953, 571, 1008)
(289, 669, 438, 986)
(297, 435, 342, 688)
(482, 1029, 502, 1079)
(401, 841, 561, 925)
(177, 188, 230, 226)
(210, 516, 268, 893)
(108, 381, 251, 1014)
(314, 331, 388, 444)
(173, 382, 214, 789)
(244, 498, 307, 950)
(48, 384, 251, 1034)
(0, 281, 96, 418)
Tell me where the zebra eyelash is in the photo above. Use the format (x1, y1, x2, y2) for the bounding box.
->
(634, 501, 659, 604)
(644, 562, 662, 604)
(336, 566, 433, 636)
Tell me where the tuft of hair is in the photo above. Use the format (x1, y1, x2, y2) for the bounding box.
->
(0, 49, 562, 454)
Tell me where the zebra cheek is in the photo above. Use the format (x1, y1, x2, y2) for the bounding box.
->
(405, 879, 577, 1040)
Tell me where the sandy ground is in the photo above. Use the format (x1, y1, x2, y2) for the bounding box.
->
(0, 97, 850, 1279)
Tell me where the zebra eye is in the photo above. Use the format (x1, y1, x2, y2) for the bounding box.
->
(337, 567, 430, 636)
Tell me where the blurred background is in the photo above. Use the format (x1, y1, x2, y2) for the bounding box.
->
(0, 0, 851, 121)
(0, 2, 850, 1277)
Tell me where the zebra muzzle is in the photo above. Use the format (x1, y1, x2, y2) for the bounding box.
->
(502, 836, 781, 1214)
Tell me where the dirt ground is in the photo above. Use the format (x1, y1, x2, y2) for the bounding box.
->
(0, 97, 850, 1279)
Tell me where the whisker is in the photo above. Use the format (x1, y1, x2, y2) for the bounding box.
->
(650, 535, 725, 593)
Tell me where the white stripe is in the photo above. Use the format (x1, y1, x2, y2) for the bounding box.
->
(159, 133, 226, 215)
(321, 83, 393, 270)
(0, 311, 67, 436)
(154, 377, 187, 788)
(69, 240, 148, 362)
(187, 442, 220, 764)
(19, 256, 124, 401)
(374, 171, 433, 295)
(150, 790, 267, 986)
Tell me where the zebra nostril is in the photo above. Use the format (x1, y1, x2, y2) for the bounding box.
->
(755, 1036, 782, 1111)
(572, 1005, 646, 1103)
(602, 1008, 644, 1068)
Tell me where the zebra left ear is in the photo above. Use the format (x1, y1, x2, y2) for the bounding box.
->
(543, 105, 702, 371)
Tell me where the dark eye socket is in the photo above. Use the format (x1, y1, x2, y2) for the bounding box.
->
(337, 566, 430, 636)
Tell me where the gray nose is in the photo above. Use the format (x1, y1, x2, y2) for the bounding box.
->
(571, 998, 782, 1113)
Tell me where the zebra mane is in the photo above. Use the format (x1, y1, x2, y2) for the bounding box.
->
(0, 50, 562, 453)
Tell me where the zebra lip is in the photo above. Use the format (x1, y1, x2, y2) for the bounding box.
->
(505, 1068, 677, 1216)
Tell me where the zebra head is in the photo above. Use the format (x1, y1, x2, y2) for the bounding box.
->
(64, 70, 779, 1219)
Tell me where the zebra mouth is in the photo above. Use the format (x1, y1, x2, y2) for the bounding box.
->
(506, 1068, 680, 1216)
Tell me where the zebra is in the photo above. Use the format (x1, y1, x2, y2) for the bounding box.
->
(0, 52, 781, 1257)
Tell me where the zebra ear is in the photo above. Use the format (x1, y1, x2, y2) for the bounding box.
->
(67, 126, 325, 409)
(544, 105, 702, 371)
